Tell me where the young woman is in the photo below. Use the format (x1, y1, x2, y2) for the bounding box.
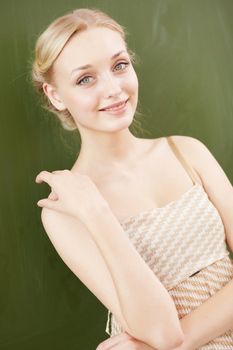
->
(32, 8, 233, 350)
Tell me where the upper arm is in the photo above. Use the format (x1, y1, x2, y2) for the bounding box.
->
(173, 135, 233, 252)
(40, 207, 128, 330)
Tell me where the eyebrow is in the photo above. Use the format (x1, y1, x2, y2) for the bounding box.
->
(70, 50, 127, 76)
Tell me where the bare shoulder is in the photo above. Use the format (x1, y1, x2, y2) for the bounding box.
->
(166, 134, 216, 170)
(167, 134, 232, 187)
(40, 206, 86, 250)
(41, 206, 71, 229)
(166, 134, 205, 154)
(149, 135, 198, 154)
(149, 134, 205, 166)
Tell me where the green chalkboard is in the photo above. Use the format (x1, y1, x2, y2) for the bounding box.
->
(1, 0, 232, 349)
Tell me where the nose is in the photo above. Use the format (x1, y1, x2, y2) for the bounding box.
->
(101, 73, 122, 98)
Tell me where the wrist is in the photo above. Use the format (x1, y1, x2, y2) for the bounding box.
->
(79, 202, 111, 227)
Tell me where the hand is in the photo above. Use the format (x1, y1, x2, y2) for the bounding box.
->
(35, 169, 109, 222)
(96, 332, 157, 350)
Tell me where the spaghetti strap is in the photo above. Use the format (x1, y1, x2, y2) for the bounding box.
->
(166, 136, 200, 186)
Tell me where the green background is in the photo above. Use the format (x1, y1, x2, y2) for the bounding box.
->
(1, 0, 233, 349)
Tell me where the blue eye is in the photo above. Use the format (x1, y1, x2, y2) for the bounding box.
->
(114, 61, 129, 71)
(77, 76, 93, 85)
(76, 61, 129, 85)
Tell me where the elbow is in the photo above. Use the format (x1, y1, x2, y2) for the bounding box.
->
(124, 302, 185, 349)
(149, 327, 185, 350)
(131, 325, 184, 350)
(160, 332, 184, 350)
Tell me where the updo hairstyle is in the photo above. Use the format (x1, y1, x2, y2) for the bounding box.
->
(31, 8, 143, 132)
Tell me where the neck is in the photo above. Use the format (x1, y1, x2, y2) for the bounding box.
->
(72, 128, 145, 177)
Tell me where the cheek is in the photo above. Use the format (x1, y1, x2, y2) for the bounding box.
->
(65, 91, 94, 112)
(127, 70, 138, 94)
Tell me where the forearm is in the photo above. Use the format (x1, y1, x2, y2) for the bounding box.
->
(84, 206, 184, 350)
(178, 277, 233, 349)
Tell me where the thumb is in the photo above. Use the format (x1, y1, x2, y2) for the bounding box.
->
(37, 198, 58, 210)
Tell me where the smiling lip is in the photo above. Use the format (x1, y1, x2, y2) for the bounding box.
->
(99, 98, 129, 111)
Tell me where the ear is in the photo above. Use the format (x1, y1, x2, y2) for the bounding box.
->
(42, 83, 66, 111)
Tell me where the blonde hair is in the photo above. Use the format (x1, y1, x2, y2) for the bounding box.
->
(31, 7, 146, 135)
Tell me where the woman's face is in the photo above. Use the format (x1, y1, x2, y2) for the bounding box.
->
(44, 26, 139, 133)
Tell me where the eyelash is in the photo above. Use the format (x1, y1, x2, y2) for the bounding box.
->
(76, 61, 130, 86)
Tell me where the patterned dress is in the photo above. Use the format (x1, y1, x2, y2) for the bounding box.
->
(105, 136, 233, 349)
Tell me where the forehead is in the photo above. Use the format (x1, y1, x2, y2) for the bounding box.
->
(54, 27, 127, 74)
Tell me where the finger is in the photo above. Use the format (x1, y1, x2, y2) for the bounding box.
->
(37, 198, 58, 210)
(35, 171, 53, 185)
(52, 170, 66, 175)
(96, 332, 133, 350)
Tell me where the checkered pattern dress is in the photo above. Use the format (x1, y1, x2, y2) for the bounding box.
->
(105, 136, 233, 349)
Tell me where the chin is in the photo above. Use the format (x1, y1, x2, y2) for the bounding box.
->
(103, 119, 131, 133)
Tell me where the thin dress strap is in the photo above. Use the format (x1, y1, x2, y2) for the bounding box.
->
(166, 136, 200, 186)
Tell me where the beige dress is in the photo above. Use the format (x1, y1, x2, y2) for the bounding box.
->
(105, 136, 233, 349)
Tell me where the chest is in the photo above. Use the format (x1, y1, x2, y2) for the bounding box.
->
(97, 151, 198, 222)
